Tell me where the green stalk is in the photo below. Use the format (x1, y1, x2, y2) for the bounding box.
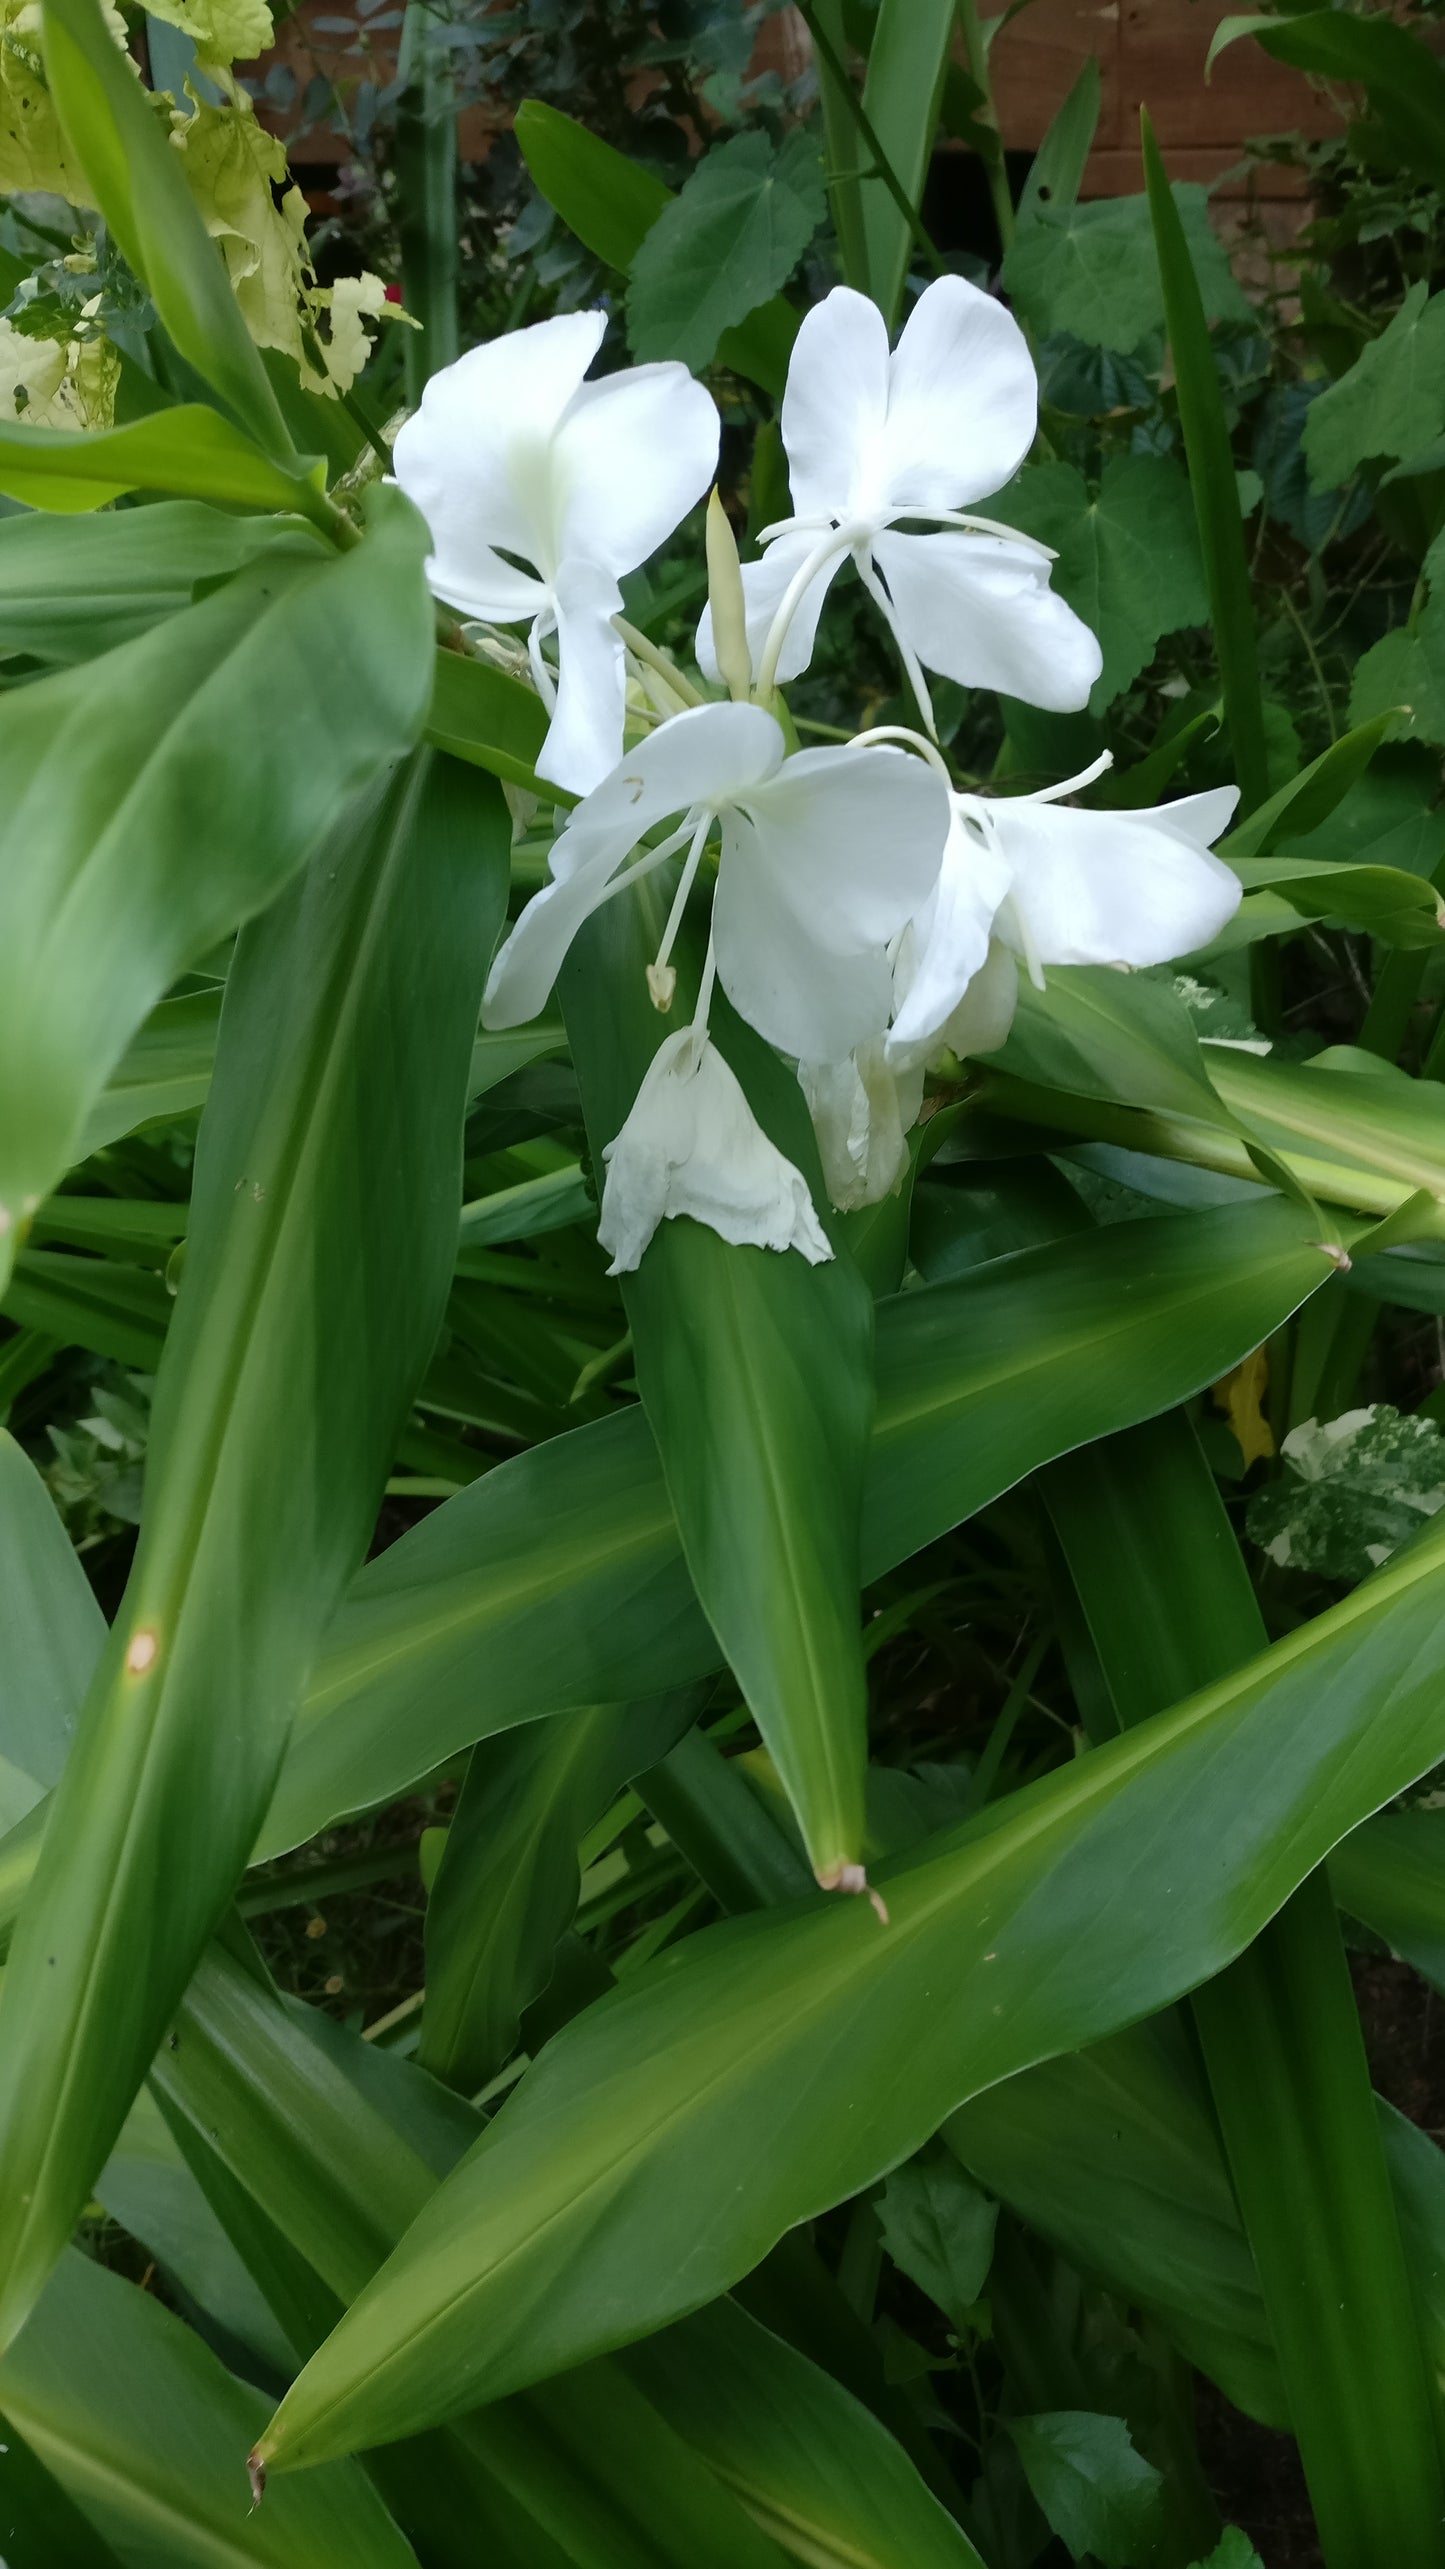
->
(394, 0, 459, 402)
(1045, 1415, 1445, 2569)
(954, 0, 1014, 254)
(796, 0, 948, 291)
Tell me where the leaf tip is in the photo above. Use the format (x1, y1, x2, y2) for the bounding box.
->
(247, 2452, 267, 2509)
(817, 1860, 890, 1925)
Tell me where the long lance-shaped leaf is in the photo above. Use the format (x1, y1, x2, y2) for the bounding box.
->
(1142, 111, 1269, 819)
(0, 413, 324, 519)
(561, 893, 876, 1891)
(41, 0, 294, 458)
(857, 0, 956, 325)
(0, 2414, 126, 2568)
(1331, 1808, 1445, 1992)
(0, 483, 433, 1277)
(260, 1190, 1335, 1857)
(0, 504, 324, 661)
(1045, 1415, 1445, 2567)
(0, 2252, 416, 2568)
(254, 1481, 1445, 2466)
(0, 752, 508, 2349)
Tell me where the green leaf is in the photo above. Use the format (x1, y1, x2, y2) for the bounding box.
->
(1, 1249, 170, 1368)
(254, 1470, 1445, 2461)
(878, 2149, 997, 2328)
(627, 130, 824, 375)
(1352, 530, 1445, 747)
(79, 989, 221, 1157)
(261, 1191, 1335, 1857)
(986, 455, 1208, 713)
(40, 0, 292, 456)
(0, 406, 321, 516)
(0, 503, 323, 659)
(1015, 54, 1100, 231)
(562, 897, 877, 1890)
(622, 2300, 988, 2569)
(0, 751, 508, 2346)
(1004, 184, 1249, 354)
(992, 964, 1231, 1127)
(0, 2252, 415, 2565)
(1195, 2535, 1264, 2569)
(426, 646, 559, 800)
(0, 483, 432, 1258)
(1303, 282, 1445, 490)
(857, 0, 955, 326)
(1217, 715, 1394, 865)
(0, 2417, 126, 2569)
(1248, 1403, 1445, 1580)
(97, 2083, 294, 2378)
(1227, 853, 1442, 948)
(0, 1429, 98, 1832)
(418, 1695, 698, 2094)
(1208, 10, 1445, 196)
(513, 99, 798, 397)
(1008, 2412, 1164, 2569)
(1142, 114, 1270, 817)
(1330, 1808, 1445, 1995)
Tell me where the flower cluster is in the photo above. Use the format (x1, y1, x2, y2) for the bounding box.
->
(395, 275, 1243, 1273)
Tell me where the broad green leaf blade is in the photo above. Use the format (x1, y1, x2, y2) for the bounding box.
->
(1330, 1808, 1445, 1992)
(0, 483, 432, 1262)
(857, 0, 955, 325)
(1, 1249, 170, 1369)
(263, 1192, 1335, 1854)
(41, 0, 293, 456)
(0, 1429, 101, 1831)
(1303, 283, 1445, 489)
(1217, 715, 1395, 864)
(513, 100, 798, 396)
(1209, 9, 1445, 195)
(419, 1695, 699, 2094)
(0, 752, 508, 2346)
(426, 647, 559, 799)
(79, 990, 221, 1157)
(1142, 114, 1269, 817)
(991, 964, 1233, 1127)
(0, 504, 323, 658)
(97, 2083, 295, 2379)
(622, 2300, 988, 2569)
(153, 1943, 794, 2569)
(0, 409, 321, 518)
(562, 901, 876, 1891)
(1007, 2413, 1163, 2569)
(1003, 185, 1249, 356)
(1015, 55, 1099, 231)
(253, 1485, 1445, 2463)
(627, 132, 825, 374)
(0, 2254, 416, 2567)
(1046, 1415, 1445, 2563)
(1228, 852, 1442, 948)
(0, 2416, 126, 2568)
(986, 455, 1207, 715)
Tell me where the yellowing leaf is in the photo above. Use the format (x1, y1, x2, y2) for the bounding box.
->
(169, 79, 309, 367)
(0, 0, 125, 200)
(145, 0, 272, 69)
(0, 312, 118, 431)
(1213, 1347, 1274, 1468)
(306, 271, 390, 395)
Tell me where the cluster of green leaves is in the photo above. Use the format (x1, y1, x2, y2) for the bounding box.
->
(10, 2, 1445, 2567)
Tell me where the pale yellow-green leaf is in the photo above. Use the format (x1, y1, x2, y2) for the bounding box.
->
(168, 78, 309, 366)
(0, 311, 117, 430)
(0, 0, 124, 200)
(146, 0, 272, 69)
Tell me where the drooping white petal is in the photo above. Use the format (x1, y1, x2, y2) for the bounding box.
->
(991, 792, 1243, 969)
(938, 938, 1020, 1058)
(882, 275, 1038, 513)
(481, 849, 624, 1031)
(799, 1041, 925, 1211)
(550, 699, 784, 884)
(553, 362, 720, 577)
(697, 526, 842, 690)
(870, 528, 1102, 710)
(535, 559, 627, 795)
(598, 1027, 832, 1272)
(887, 802, 1014, 1060)
(711, 745, 949, 1060)
(779, 285, 892, 522)
(392, 310, 607, 593)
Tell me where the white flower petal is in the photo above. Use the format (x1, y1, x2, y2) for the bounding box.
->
(550, 699, 784, 883)
(392, 310, 607, 590)
(799, 1041, 923, 1210)
(883, 275, 1037, 512)
(598, 1027, 831, 1271)
(535, 561, 627, 795)
(1145, 786, 1242, 850)
(779, 285, 892, 521)
(553, 362, 720, 577)
(939, 939, 1020, 1057)
(712, 743, 948, 1059)
(697, 526, 841, 688)
(481, 852, 623, 1030)
(887, 803, 1013, 1059)
(870, 528, 1102, 710)
(994, 796, 1243, 968)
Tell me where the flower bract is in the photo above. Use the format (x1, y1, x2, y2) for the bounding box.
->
(393, 312, 720, 792)
(697, 276, 1102, 719)
(598, 1023, 831, 1273)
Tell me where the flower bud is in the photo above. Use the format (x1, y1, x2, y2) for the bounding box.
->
(705, 489, 753, 702)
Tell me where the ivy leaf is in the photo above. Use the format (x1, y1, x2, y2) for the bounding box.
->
(986, 454, 1208, 712)
(1304, 282, 1445, 490)
(1247, 1404, 1445, 1582)
(878, 2148, 997, 2329)
(1003, 186, 1249, 354)
(1008, 2412, 1166, 2569)
(627, 130, 825, 373)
